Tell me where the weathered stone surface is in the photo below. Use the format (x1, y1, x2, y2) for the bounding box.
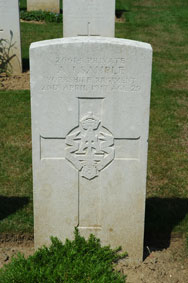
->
(27, 0, 60, 13)
(30, 37, 152, 263)
(0, 0, 22, 74)
(63, 0, 115, 37)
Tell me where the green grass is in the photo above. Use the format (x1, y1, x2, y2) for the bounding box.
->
(19, 0, 27, 10)
(0, 230, 126, 282)
(116, 0, 188, 236)
(21, 22, 62, 70)
(0, 91, 33, 232)
(0, 0, 188, 241)
(116, 0, 131, 11)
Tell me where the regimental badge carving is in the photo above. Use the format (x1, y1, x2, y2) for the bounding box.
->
(65, 112, 115, 180)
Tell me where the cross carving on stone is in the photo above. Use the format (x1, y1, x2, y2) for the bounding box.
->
(40, 97, 140, 229)
(78, 22, 99, 36)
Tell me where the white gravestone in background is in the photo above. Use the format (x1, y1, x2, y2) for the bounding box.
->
(63, 0, 115, 37)
(30, 37, 152, 262)
(27, 0, 60, 13)
(0, 0, 22, 74)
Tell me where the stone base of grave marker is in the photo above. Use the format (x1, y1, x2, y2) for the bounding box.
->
(30, 37, 152, 263)
(27, 0, 60, 13)
(0, 0, 22, 74)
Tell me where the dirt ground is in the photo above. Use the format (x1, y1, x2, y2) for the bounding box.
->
(0, 234, 187, 282)
(117, 237, 188, 283)
(0, 72, 30, 91)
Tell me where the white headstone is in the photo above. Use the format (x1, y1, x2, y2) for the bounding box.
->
(30, 37, 152, 262)
(27, 0, 60, 13)
(63, 0, 115, 37)
(0, 0, 22, 74)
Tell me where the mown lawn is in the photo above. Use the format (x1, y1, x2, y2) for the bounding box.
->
(0, 91, 33, 232)
(0, 0, 188, 240)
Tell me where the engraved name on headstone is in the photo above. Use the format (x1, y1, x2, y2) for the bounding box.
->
(63, 0, 115, 37)
(27, 0, 60, 13)
(0, 0, 22, 74)
(30, 37, 152, 262)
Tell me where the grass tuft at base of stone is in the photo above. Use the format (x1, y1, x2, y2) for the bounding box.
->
(0, 229, 127, 283)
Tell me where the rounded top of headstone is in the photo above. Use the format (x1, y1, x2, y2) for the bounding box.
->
(30, 37, 152, 52)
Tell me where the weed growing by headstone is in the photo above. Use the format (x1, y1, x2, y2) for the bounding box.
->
(0, 229, 127, 283)
(0, 31, 16, 76)
(0, 0, 22, 74)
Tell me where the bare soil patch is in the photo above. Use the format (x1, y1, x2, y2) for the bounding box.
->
(115, 16, 126, 23)
(20, 19, 45, 24)
(117, 237, 188, 283)
(0, 72, 30, 90)
(0, 234, 34, 269)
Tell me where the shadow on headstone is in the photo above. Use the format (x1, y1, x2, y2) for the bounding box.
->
(0, 196, 29, 221)
(144, 197, 188, 252)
